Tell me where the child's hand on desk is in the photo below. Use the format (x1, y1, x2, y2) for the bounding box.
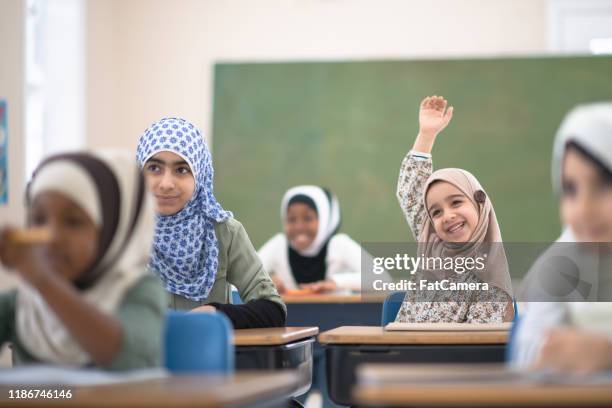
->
(271, 274, 286, 294)
(413, 95, 454, 154)
(299, 279, 337, 294)
(534, 328, 612, 374)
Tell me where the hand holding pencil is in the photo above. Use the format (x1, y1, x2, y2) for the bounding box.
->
(0, 227, 52, 286)
(7, 228, 52, 244)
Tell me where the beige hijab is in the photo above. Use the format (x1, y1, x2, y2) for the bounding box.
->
(417, 168, 513, 299)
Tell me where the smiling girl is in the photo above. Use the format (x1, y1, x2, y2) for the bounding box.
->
(394, 96, 514, 323)
(258, 186, 364, 294)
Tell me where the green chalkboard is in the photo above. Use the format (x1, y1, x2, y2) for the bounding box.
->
(212, 56, 612, 248)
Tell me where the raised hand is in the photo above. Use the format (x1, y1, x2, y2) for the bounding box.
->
(413, 95, 454, 154)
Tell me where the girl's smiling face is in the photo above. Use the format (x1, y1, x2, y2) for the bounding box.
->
(561, 146, 612, 243)
(284, 203, 319, 251)
(29, 191, 99, 281)
(143, 151, 196, 216)
(425, 181, 479, 243)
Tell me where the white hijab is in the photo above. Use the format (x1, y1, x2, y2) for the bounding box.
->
(551, 102, 612, 196)
(15, 150, 155, 366)
(280, 185, 340, 257)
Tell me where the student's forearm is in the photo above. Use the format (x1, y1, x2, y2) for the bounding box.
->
(210, 299, 286, 329)
(397, 154, 431, 239)
(602, 339, 612, 368)
(36, 275, 123, 366)
(412, 132, 437, 154)
(536, 329, 612, 373)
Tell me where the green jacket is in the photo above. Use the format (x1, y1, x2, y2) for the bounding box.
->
(0, 274, 167, 371)
(167, 218, 286, 315)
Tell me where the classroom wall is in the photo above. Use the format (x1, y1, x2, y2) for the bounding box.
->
(0, 0, 25, 266)
(0, 0, 25, 227)
(0, 0, 25, 366)
(85, 0, 547, 151)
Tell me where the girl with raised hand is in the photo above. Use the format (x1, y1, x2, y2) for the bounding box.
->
(394, 95, 514, 323)
(0, 151, 165, 370)
(136, 117, 285, 328)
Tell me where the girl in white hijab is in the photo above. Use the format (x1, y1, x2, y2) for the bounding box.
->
(258, 185, 365, 293)
(0, 151, 165, 370)
(512, 103, 612, 373)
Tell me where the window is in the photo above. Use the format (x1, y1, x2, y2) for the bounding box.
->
(25, 0, 85, 178)
(547, 0, 612, 54)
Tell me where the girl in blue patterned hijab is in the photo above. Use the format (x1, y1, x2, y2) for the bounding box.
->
(136, 117, 285, 328)
(136, 117, 231, 301)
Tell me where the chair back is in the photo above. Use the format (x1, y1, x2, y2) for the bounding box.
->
(164, 311, 234, 373)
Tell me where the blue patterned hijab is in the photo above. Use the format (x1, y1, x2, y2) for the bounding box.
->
(136, 117, 232, 301)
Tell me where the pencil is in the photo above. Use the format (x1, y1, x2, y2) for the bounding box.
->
(8, 228, 52, 244)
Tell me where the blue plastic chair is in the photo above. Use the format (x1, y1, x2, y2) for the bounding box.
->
(505, 299, 521, 362)
(231, 288, 243, 305)
(164, 311, 235, 373)
(381, 292, 406, 326)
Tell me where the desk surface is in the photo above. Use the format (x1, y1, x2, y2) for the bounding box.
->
(282, 293, 386, 304)
(354, 364, 612, 407)
(234, 326, 319, 346)
(0, 371, 299, 408)
(318, 326, 508, 345)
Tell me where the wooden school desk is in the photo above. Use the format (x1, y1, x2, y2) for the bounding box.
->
(318, 326, 509, 406)
(233, 327, 318, 397)
(0, 371, 299, 408)
(353, 363, 612, 407)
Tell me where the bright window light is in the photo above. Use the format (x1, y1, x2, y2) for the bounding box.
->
(589, 38, 612, 54)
